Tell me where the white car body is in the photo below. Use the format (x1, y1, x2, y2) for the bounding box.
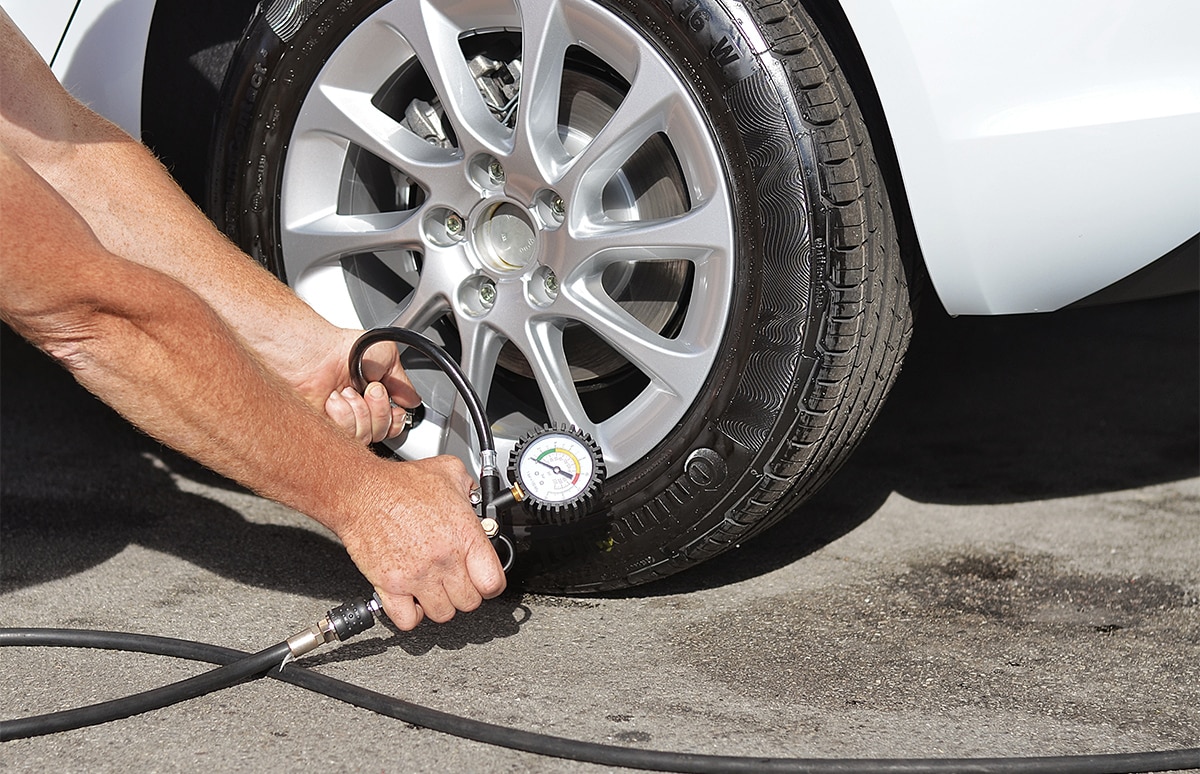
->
(8, 0, 1199, 314)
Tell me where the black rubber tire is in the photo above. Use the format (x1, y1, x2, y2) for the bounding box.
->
(209, 0, 915, 592)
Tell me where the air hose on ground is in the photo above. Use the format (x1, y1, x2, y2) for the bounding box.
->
(3, 329, 1197, 774)
(2, 628, 1196, 774)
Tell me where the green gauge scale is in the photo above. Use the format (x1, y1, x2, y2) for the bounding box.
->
(509, 424, 605, 523)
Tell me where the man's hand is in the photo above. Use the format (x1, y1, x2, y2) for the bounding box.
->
(275, 327, 421, 445)
(322, 331, 420, 445)
(337, 455, 507, 630)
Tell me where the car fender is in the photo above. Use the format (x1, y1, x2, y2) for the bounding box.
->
(23, 0, 156, 140)
(838, 0, 1200, 314)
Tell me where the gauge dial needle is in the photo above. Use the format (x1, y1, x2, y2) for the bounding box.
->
(536, 457, 574, 479)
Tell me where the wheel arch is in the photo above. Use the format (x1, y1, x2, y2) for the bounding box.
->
(140, 0, 260, 205)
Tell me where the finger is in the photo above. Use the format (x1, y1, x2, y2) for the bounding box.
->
(413, 585, 457, 624)
(387, 402, 408, 439)
(429, 454, 478, 493)
(466, 535, 507, 599)
(362, 341, 421, 407)
(338, 387, 374, 445)
(378, 591, 424, 631)
(441, 567, 485, 614)
(324, 390, 355, 434)
(325, 390, 371, 444)
(363, 382, 395, 443)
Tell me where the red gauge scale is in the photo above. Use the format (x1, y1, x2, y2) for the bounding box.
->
(508, 424, 605, 523)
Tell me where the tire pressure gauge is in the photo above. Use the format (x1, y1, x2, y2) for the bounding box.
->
(509, 424, 605, 523)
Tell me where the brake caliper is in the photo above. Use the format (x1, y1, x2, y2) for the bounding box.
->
(400, 53, 522, 145)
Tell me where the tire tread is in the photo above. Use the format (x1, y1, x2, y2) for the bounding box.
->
(683, 0, 915, 554)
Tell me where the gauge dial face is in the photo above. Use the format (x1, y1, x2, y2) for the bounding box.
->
(515, 431, 597, 505)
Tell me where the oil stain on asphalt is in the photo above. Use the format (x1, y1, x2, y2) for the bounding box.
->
(675, 548, 1199, 747)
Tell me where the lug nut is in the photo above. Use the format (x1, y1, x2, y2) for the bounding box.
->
(550, 195, 565, 218)
(445, 212, 464, 236)
(543, 271, 559, 298)
(479, 280, 497, 308)
(488, 160, 505, 184)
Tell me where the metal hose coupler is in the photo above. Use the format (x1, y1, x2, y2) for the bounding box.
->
(285, 595, 384, 660)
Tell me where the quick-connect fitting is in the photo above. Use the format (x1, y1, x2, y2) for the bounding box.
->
(329, 595, 381, 640)
(479, 449, 499, 479)
(285, 595, 383, 660)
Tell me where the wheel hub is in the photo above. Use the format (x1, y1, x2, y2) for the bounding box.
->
(473, 200, 539, 272)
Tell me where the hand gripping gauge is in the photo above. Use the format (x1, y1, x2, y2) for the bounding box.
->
(508, 424, 605, 524)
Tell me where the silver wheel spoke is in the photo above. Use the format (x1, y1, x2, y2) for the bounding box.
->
(564, 198, 728, 269)
(457, 320, 505, 411)
(520, 321, 592, 429)
(509, 0, 571, 179)
(384, 241, 473, 332)
(283, 211, 419, 273)
(557, 282, 708, 400)
(443, 320, 507, 462)
(386, 280, 448, 334)
(558, 57, 681, 201)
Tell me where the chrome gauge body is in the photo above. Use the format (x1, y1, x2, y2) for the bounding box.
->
(509, 425, 605, 523)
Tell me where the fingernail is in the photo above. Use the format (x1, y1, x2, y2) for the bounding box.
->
(368, 383, 386, 399)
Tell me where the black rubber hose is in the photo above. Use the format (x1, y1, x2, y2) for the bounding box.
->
(1, 632, 291, 740)
(349, 327, 494, 454)
(3, 629, 1197, 774)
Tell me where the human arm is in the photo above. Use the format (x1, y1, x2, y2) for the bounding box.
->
(0, 10, 405, 442)
(0, 144, 506, 628)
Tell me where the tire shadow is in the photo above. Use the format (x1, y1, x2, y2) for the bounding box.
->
(629, 292, 1200, 595)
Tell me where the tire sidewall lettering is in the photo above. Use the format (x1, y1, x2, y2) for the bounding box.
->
(648, 0, 757, 82)
(609, 445, 730, 543)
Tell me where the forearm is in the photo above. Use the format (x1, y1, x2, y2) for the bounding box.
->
(85, 296, 386, 532)
(16, 110, 339, 380)
(42, 280, 378, 521)
(0, 15, 340, 387)
(0, 144, 373, 536)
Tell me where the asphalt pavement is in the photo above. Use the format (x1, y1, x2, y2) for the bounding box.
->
(2, 293, 1198, 772)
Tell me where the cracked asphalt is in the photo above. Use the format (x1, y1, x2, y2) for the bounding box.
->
(2, 293, 1197, 772)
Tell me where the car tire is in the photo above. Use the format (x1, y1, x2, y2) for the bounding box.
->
(209, 0, 915, 592)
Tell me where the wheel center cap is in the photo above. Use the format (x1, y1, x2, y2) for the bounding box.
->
(474, 201, 538, 271)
